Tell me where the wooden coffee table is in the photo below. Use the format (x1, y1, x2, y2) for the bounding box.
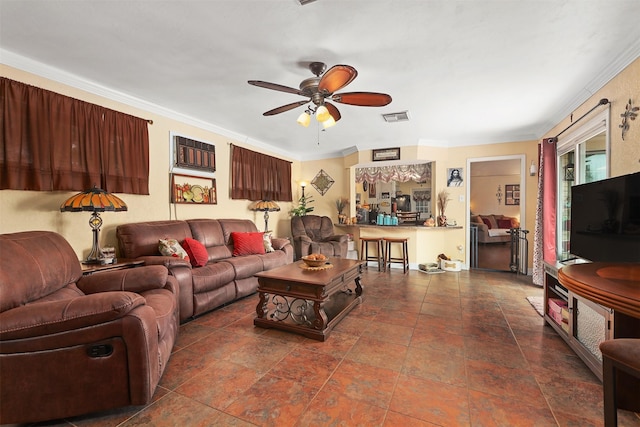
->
(254, 258, 364, 341)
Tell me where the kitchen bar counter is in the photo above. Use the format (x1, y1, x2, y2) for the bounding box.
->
(336, 224, 463, 230)
(335, 224, 465, 270)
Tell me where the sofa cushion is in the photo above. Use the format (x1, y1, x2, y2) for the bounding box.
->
(117, 220, 193, 259)
(232, 232, 265, 256)
(222, 255, 264, 280)
(481, 217, 493, 229)
(258, 251, 288, 270)
(191, 262, 236, 294)
(497, 219, 513, 229)
(182, 238, 209, 267)
(158, 239, 189, 261)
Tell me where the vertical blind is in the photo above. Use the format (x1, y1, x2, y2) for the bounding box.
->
(0, 77, 149, 194)
(231, 144, 292, 201)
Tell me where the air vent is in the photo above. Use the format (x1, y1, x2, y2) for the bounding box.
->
(382, 111, 410, 123)
(297, 0, 318, 5)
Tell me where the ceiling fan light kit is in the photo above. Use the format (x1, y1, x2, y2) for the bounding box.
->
(248, 61, 392, 129)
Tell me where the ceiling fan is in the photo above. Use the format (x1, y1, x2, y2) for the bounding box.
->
(248, 62, 392, 128)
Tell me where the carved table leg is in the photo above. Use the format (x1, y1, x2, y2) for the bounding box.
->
(256, 292, 267, 318)
(311, 301, 328, 330)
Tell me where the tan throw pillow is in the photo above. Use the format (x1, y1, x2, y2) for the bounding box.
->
(158, 238, 190, 261)
(263, 231, 275, 253)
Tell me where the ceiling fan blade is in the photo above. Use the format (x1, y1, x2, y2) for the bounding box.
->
(331, 92, 392, 107)
(325, 102, 342, 122)
(263, 100, 308, 116)
(318, 65, 357, 94)
(248, 80, 303, 96)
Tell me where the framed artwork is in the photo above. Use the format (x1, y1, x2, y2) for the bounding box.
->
(368, 182, 377, 198)
(171, 173, 217, 204)
(447, 168, 464, 187)
(372, 147, 400, 162)
(505, 184, 520, 205)
(310, 169, 335, 196)
(174, 135, 215, 172)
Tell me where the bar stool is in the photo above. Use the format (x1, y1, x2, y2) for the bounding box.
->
(384, 237, 409, 273)
(360, 237, 385, 271)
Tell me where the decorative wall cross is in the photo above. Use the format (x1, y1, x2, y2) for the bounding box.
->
(620, 98, 639, 141)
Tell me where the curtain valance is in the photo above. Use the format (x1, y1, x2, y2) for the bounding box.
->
(230, 144, 292, 201)
(355, 163, 431, 184)
(0, 77, 149, 194)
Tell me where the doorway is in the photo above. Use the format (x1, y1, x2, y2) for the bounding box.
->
(466, 155, 526, 272)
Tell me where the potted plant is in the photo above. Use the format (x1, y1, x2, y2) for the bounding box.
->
(290, 193, 315, 216)
(336, 197, 349, 223)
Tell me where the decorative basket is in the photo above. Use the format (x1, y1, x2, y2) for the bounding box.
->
(301, 256, 327, 267)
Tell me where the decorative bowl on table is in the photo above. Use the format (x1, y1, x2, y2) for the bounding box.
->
(301, 254, 328, 267)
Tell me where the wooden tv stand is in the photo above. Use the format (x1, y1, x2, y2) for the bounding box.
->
(544, 261, 640, 380)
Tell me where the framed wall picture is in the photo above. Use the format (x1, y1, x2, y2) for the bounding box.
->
(372, 147, 400, 162)
(169, 131, 216, 178)
(505, 184, 520, 205)
(171, 173, 217, 204)
(310, 169, 335, 196)
(447, 167, 464, 187)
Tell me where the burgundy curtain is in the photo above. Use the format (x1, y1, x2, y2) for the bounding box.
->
(231, 145, 292, 201)
(0, 77, 149, 194)
(541, 138, 557, 263)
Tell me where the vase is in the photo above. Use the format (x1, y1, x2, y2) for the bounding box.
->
(437, 215, 447, 227)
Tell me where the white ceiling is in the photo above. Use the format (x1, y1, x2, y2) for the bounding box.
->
(1, 0, 639, 161)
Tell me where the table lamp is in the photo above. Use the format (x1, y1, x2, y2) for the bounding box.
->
(250, 200, 280, 232)
(60, 185, 128, 264)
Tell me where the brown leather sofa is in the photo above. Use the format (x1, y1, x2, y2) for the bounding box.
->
(117, 218, 294, 322)
(291, 215, 348, 260)
(0, 231, 179, 424)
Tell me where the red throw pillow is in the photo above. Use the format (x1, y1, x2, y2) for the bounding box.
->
(497, 219, 513, 229)
(231, 232, 266, 256)
(182, 237, 209, 267)
(481, 217, 492, 229)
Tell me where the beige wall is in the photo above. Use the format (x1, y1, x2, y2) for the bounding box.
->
(2, 57, 638, 265)
(471, 175, 522, 219)
(0, 65, 299, 260)
(543, 57, 640, 177)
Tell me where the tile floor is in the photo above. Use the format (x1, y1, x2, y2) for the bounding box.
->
(23, 268, 640, 426)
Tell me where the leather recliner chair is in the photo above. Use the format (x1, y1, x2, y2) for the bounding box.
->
(0, 231, 179, 424)
(291, 215, 348, 260)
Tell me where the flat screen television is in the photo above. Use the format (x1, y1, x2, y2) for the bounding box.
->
(569, 171, 640, 262)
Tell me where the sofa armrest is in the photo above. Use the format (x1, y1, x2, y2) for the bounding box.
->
(0, 292, 145, 341)
(324, 234, 348, 243)
(271, 237, 290, 251)
(137, 255, 191, 270)
(77, 265, 170, 295)
(471, 222, 489, 233)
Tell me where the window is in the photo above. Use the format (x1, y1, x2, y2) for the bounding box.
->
(556, 109, 610, 261)
(230, 145, 292, 201)
(0, 77, 149, 194)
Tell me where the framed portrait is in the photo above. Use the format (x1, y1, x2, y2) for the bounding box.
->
(372, 147, 400, 162)
(505, 184, 520, 205)
(447, 168, 464, 187)
(171, 173, 217, 204)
